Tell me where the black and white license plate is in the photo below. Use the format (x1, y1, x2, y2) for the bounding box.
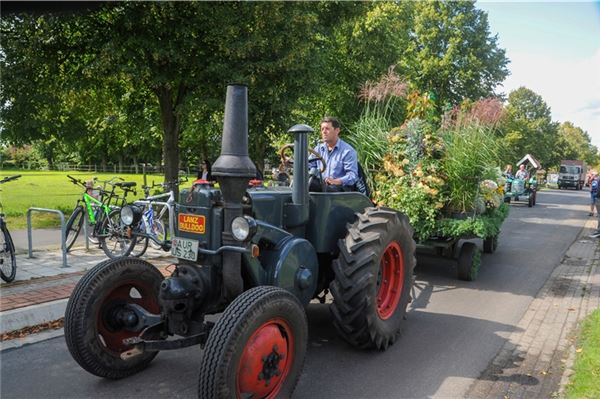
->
(170, 237, 199, 261)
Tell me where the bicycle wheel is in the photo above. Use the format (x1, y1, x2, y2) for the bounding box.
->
(130, 219, 149, 257)
(65, 206, 85, 251)
(98, 209, 135, 259)
(1, 223, 16, 283)
(148, 218, 166, 250)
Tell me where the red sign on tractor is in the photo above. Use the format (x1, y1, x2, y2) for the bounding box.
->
(178, 213, 206, 234)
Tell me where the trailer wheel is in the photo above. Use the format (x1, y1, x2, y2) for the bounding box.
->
(330, 207, 416, 350)
(64, 258, 163, 379)
(483, 235, 498, 254)
(457, 242, 481, 281)
(198, 286, 307, 399)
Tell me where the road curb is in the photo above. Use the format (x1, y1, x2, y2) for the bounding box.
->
(0, 298, 68, 335)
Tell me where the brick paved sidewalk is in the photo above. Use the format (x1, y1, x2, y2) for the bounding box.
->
(466, 217, 600, 399)
(0, 246, 176, 324)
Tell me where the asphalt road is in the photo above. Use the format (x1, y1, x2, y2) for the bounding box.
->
(0, 188, 591, 399)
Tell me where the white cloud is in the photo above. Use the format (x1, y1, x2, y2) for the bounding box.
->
(499, 48, 600, 146)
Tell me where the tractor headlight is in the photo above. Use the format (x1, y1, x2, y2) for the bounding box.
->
(231, 216, 257, 242)
(120, 205, 143, 226)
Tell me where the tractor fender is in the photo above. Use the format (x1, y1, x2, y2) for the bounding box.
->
(262, 237, 319, 306)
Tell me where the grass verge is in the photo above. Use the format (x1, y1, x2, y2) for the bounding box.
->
(1, 170, 169, 229)
(565, 308, 600, 399)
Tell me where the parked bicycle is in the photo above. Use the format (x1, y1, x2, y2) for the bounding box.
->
(124, 177, 186, 256)
(65, 175, 138, 259)
(1, 174, 21, 283)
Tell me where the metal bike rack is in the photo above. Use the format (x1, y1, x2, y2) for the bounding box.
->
(27, 207, 69, 268)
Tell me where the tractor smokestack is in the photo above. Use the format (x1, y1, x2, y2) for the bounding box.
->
(212, 84, 256, 300)
(211, 84, 257, 183)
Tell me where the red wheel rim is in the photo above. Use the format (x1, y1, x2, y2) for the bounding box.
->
(237, 318, 294, 399)
(96, 280, 159, 353)
(376, 241, 405, 320)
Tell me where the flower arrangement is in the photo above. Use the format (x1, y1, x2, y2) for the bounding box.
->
(373, 119, 448, 240)
(348, 71, 509, 242)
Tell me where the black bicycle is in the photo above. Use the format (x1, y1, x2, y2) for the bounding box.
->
(1, 174, 21, 283)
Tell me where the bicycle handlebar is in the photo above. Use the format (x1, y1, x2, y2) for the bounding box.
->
(66, 174, 86, 187)
(142, 177, 188, 194)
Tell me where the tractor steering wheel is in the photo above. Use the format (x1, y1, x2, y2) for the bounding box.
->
(278, 143, 326, 173)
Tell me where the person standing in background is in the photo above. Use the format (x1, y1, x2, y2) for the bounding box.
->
(589, 171, 599, 216)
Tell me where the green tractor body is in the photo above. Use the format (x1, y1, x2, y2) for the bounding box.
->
(64, 84, 416, 398)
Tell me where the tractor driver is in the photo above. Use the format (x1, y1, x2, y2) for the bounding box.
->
(312, 116, 358, 192)
(515, 164, 530, 180)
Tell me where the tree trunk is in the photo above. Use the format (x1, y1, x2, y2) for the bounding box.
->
(155, 83, 186, 197)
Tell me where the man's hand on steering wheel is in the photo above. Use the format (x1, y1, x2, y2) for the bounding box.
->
(278, 143, 326, 173)
(324, 177, 342, 186)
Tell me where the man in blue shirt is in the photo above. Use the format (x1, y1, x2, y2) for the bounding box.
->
(312, 117, 358, 192)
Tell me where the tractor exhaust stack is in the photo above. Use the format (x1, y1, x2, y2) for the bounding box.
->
(212, 84, 256, 299)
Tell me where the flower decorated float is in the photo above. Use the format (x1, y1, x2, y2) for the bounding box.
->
(369, 118, 509, 281)
(348, 72, 510, 281)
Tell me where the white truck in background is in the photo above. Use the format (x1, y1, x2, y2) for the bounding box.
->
(558, 160, 586, 190)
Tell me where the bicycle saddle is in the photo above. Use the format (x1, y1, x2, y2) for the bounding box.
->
(116, 182, 137, 188)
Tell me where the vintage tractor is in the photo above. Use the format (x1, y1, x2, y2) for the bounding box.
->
(504, 155, 540, 207)
(64, 85, 416, 398)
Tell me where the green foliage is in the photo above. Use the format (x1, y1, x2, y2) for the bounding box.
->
(347, 115, 390, 175)
(1, 1, 510, 180)
(374, 119, 447, 240)
(556, 122, 598, 167)
(499, 87, 559, 168)
(399, 1, 509, 112)
(565, 308, 600, 399)
(441, 124, 502, 212)
(437, 203, 509, 239)
(2, 145, 47, 169)
(347, 67, 410, 189)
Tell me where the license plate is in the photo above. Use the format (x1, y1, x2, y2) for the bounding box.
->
(171, 237, 199, 261)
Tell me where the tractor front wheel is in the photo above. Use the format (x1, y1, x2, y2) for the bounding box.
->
(330, 207, 416, 350)
(198, 286, 307, 399)
(64, 258, 163, 379)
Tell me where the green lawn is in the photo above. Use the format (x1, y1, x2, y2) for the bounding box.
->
(565, 308, 600, 399)
(1, 170, 169, 229)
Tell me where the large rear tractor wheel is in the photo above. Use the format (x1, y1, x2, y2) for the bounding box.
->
(330, 207, 416, 350)
(457, 242, 481, 281)
(64, 258, 163, 379)
(198, 286, 307, 399)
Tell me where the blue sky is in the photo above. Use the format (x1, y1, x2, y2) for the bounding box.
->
(476, 1, 600, 146)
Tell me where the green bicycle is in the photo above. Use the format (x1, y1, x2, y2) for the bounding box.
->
(64, 175, 137, 258)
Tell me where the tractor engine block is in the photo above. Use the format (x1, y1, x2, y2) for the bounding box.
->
(159, 263, 217, 336)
